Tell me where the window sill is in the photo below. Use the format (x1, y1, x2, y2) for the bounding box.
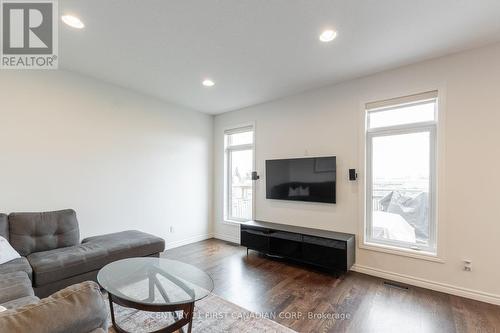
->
(360, 242, 444, 263)
(222, 219, 247, 226)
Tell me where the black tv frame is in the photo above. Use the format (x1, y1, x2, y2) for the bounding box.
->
(265, 156, 336, 204)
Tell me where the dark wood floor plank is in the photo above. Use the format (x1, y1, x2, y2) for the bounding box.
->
(163, 239, 500, 333)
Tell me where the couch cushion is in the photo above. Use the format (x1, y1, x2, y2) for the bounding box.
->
(8, 209, 80, 256)
(1, 296, 40, 310)
(28, 230, 165, 286)
(0, 281, 108, 333)
(0, 271, 34, 304)
(82, 230, 165, 257)
(27, 243, 108, 287)
(0, 214, 7, 241)
(0, 257, 33, 280)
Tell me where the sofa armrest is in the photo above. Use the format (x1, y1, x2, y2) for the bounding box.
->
(0, 281, 108, 333)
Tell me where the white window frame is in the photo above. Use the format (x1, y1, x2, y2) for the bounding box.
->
(224, 125, 255, 223)
(365, 93, 438, 254)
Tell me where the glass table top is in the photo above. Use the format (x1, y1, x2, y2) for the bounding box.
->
(97, 258, 214, 306)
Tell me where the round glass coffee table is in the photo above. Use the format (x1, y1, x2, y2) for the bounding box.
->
(97, 258, 214, 333)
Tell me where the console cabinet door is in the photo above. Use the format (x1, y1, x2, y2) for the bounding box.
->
(270, 231, 302, 258)
(302, 236, 347, 271)
(241, 228, 269, 252)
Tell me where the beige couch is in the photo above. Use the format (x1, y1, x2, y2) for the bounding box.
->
(0, 281, 108, 333)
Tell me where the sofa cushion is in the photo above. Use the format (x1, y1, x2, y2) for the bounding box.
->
(28, 230, 165, 286)
(0, 281, 108, 333)
(8, 209, 80, 256)
(0, 257, 33, 280)
(27, 243, 108, 287)
(82, 230, 165, 257)
(1, 296, 40, 310)
(0, 271, 34, 304)
(0, 214, 8, 241)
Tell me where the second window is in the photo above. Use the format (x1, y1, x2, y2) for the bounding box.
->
(365, 92, 438, 254)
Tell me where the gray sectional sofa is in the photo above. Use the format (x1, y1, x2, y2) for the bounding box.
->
(0, 209, 165, 308)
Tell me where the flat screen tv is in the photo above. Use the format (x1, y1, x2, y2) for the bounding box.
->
(266, 156, 336, 204)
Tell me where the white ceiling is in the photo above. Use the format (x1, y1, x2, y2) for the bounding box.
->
(59, 0, 500, 114)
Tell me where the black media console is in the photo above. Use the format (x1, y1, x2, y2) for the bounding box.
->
(240, 220, 355, 273)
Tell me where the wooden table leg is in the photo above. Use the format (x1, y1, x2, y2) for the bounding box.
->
(108, 293, 118, 329)
(186, 302, 194, 333)
(107, 293, 195, 333)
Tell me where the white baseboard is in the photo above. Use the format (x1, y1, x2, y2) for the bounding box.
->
(352, 264, 500, 305)
(165, 233, 214, 250)
(213, 232, 239, 244)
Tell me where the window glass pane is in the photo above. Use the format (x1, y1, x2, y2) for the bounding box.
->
(368, 102, 435, 129)
(230, 149, 253, 220)
(371, 131, 430, 247)
(228, 131, 253, 146)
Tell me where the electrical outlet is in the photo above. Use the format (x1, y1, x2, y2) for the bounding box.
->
(463, 259, 472, 272)
(169, 226, 174, 233)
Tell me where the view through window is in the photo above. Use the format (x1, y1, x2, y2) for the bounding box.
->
(225, 127, 254, 222)
(366, 92, 438, 253)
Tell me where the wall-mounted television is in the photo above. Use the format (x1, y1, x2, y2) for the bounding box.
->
(266, 156, 336, 204)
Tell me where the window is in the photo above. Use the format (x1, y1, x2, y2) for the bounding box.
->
(224, 126, 254, 222)
(365, 91, 438, 254)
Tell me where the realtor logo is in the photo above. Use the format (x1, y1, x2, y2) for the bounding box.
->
(1, 0, 58, 69)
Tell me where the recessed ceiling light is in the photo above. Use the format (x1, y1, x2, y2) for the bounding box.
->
(61, 15, 85, 29)
(319, 30, 337, 42)
(202, 79, 215, 87)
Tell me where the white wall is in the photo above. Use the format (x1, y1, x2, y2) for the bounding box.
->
(0, 70, 213, 248)
(213, 43, 500, 304)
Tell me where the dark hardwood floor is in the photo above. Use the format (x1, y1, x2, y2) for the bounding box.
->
(163, 239, 500, 333)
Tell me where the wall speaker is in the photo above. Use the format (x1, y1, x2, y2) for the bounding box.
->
(349, 169, 357, 181)
(251, 171, 260, 180)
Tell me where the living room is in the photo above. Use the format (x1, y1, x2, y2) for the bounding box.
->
(1, 1, 499, 332)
